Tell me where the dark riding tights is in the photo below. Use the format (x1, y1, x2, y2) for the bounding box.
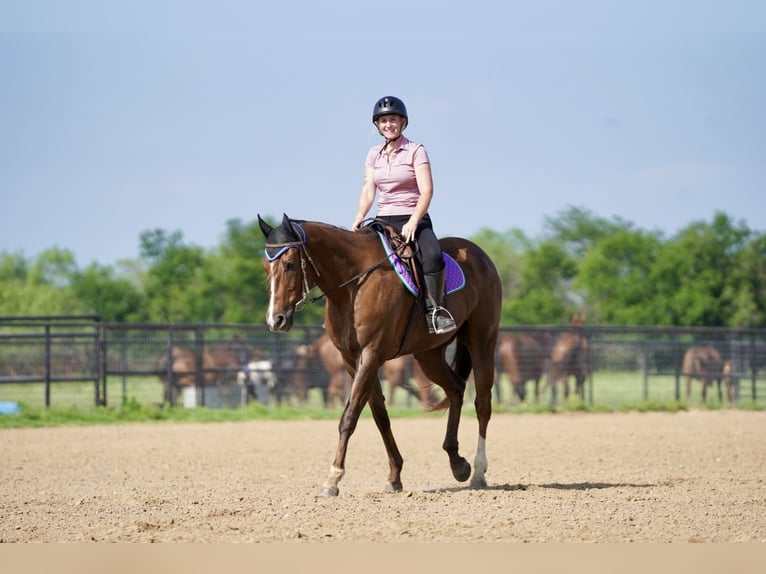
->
(377, 214, 444, 274)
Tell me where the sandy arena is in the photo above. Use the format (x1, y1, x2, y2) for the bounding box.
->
(1, 410, 764, 542)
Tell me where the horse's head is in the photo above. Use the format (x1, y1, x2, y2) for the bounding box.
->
(259, 213, 308, 333)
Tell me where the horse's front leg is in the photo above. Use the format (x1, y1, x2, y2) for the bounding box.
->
(319, 357, 377, 497)
(368, 382, 404, 492)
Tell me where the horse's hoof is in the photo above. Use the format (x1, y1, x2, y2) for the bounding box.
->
(385, 481, 403, 493)
(451, 458, 471, 482)
(319, 486, 339, 497)
(470, 475, 487, 489)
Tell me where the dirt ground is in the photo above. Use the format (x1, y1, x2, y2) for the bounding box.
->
(1, 409, 765, 543)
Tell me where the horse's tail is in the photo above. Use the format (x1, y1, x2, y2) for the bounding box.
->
(429, 340, 473, 412)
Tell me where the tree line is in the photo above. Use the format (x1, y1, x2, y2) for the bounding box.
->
(1, 206, 764, 327)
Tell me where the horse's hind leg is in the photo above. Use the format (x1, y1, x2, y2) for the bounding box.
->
(368, 382, 404, 492)
(414, 349, 471, 483)
(466, 339, 498, 489)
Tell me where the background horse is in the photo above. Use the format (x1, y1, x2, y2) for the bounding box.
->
(681, 345, 724, 402)
(546, 314, 590, 402)
(294, 334, 351, 408)
(722, 360, 739, 406)
(496, 331, 552, 403)
(157, 342, 259, 405)
(259, 214, 502, 496)
(380, 354, 441, 409)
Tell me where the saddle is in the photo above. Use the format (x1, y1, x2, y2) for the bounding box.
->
(367, 222, 466, 298)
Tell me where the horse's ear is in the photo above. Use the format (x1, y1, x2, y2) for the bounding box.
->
(257, 214, 273, 237)
(281, 213, 299, 240)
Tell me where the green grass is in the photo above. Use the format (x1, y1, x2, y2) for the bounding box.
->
(0, 371, 762, 429)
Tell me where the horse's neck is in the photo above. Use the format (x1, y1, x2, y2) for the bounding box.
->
(305, 225, 382, 290)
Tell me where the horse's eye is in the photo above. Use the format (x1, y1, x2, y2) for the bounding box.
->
(284, 260, 295, 272)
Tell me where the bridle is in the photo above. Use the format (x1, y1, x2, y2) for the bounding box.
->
(265, 222, 411, 313)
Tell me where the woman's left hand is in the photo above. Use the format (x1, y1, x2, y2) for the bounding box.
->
(401, 221, 417, 244)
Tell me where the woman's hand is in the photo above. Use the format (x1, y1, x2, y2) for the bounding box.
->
(401, 220, 418, 243)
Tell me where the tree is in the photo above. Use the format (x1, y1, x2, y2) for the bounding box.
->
(200, 218, 276, 324)
(70, 263, 147, 322)
(574, 229, 663, 324)
(470, 227, 529, 305)
(502, 240, 579, 324)
(139, 229, 207, 322)
(650, 213, 751, 326)
(0, 250, 87, 316)
(543, 205, 633, 259)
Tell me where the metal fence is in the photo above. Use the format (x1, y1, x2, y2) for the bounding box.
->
(1, 315, 764, 409)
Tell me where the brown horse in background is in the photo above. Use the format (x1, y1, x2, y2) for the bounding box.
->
(722, 360, 739, 406)
(496, 331, 552, 403)
(157, 342, 258, 404)
(681, 345, 724, 402)
(546, 314, 590, 402)
(380, 354, 440, 409)
(259, 214, 502, 496)
(294, 334, 351, 408)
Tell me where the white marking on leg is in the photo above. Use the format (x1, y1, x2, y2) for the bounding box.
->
(322, 465, 345, 492)
(471, 436, 488, 488)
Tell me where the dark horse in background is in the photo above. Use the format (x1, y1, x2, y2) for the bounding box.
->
(157, 341, 259, 405)
(546, 314, 590, 402)
(681, 345, 724, 403)
(496, 331, 552, 403)
(259, 214, 502, 496)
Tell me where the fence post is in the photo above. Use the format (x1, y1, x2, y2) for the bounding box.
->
(44, 324, 52, 407)
(673, 333, 683, 402)
(165, 328, 175, 405)
(94, 317, 104, 407)
(641, 343, 649, 401)
(195, 326, 205, 407)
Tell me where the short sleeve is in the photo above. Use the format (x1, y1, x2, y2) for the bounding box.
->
(412, 144, 430, 167)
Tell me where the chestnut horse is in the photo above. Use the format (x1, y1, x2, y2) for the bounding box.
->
(546, 314, 590, 402)
(381, 354, 441, 409)
(295, 334, 352, 408)
(259, 214, 502, 496)
(681, 345, 724, 402)
(496, 331, 552, 403)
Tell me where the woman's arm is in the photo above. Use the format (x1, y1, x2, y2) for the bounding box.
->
(352, 166, 377, 231)
(401, 162, 433, 242)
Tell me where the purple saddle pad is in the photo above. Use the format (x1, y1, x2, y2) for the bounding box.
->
(376, 232, 466, 297)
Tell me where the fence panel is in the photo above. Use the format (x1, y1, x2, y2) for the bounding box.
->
(1, 317, 764, 409)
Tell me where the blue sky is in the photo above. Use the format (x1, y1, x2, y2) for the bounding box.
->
(2, 1, 764, 266)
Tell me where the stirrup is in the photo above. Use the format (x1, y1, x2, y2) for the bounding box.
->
(427, 306, 457, 335)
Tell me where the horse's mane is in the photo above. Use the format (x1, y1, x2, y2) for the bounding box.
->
(300, 219, 381, 237)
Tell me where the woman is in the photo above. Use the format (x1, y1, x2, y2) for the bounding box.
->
(352, 96, 456, 335)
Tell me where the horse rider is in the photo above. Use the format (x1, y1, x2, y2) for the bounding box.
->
(351, 95, 457, 335)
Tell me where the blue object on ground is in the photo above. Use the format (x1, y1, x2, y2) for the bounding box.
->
(0, 401, 20, 415)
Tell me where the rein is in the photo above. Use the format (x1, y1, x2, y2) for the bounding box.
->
(265, 224, 411, 313)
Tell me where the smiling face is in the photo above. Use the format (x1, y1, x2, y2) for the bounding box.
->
(375, 114, 406, 140)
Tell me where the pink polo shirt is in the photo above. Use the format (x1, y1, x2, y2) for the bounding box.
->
(365, 136, 430, 216)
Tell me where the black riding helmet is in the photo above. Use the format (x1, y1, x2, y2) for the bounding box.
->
(372, 96, 408, 129)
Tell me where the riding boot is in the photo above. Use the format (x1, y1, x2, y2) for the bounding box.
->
(424, 270, 457, 335)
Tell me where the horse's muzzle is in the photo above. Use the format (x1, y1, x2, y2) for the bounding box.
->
(268, 308, 295, 332)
